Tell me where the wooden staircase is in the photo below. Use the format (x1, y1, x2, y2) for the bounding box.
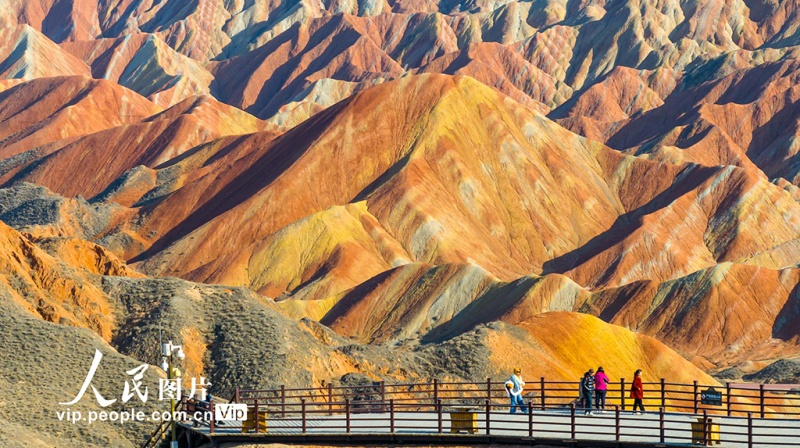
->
(141, 419, 172, 448)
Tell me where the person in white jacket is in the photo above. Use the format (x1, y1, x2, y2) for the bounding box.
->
(505, 367, 527, 414)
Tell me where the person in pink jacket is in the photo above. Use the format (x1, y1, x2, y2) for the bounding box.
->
(594, 367, 610, 412)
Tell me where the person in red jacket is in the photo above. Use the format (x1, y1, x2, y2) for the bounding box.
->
(630, 369, 645, 414)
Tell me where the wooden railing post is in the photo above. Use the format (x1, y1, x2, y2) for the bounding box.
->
(327, 383, 333, 415)
(433, 379, 439, 410)
(570, 402, 576, 440)
(486, 377, 492, 411)
(528, 401, 533, 437)
(620, 378, 626, 411)
(345, 398, 351, 433)
(759, 384, 765, 418)
(380, 381, 386, 413)
(702, 409, 709, 446)
(693, 380, 699, 414)
(615, 405, 620, 441)
(209, 401, 215, 434)
(390, 399, 395, 433)
(254, 399, 259, 433)
(659, 407, 665, 443)
(301, 399, 307, 433)
(280, 384, 286, 418)
(485, 399, 491, 435)
(747, 412, 753, 448)
(437, 399, 443, 434)
(540, 377, 546, 410)
(661, 378, 667, 410)
(234, 387, 239, 404)
(726, 382, 731, 416)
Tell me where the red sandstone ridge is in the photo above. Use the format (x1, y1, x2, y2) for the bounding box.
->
(5, 0, 800, 402)
(131, 74, 631, 285)
(4, 1, 800, 127)
(22, 73, 783, 372)
(2, 70, 797, 371)
(0, 218, 723, 447)
(0, 26, 91, 80)
(415, 42, 568, 112)
(124, 74, 800, 291)
(0, 76, 162, 159)
(0, 220, 140, 341)
(61, 33, 215, 107)
(0, 91, 275, 202)
(600, 61, 800, 185)
(209, 14, 407, 118)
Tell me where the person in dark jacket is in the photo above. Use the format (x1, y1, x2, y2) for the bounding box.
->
(630, 369, 645, 414)
(581, 369, 595, 415)
(594, 367, 610, 412)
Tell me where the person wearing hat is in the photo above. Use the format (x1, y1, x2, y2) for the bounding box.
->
(581, 369, 595, 415)
(505, 367, 527, 414)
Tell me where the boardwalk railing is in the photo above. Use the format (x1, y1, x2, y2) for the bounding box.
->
(230, 379, 800, 418)
(141, 417, 172, 448)
(177, 379, 800, 447)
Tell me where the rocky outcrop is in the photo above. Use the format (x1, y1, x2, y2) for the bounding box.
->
(743, 359, 800, 384)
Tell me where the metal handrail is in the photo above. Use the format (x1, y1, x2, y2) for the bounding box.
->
(140, 417, 171, 448)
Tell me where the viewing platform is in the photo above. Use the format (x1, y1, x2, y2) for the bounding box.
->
(144, 378, 800, 448)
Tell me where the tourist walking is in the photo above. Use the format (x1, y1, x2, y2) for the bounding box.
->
(630, 369, 645, 414)
(581, 369, 595, 415)
(505, 367, 527, 414)
(594, 367, 609, 412)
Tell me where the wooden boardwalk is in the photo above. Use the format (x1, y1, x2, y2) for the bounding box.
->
(160, 379, 800, 448)
(178, 408, 800, 447)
